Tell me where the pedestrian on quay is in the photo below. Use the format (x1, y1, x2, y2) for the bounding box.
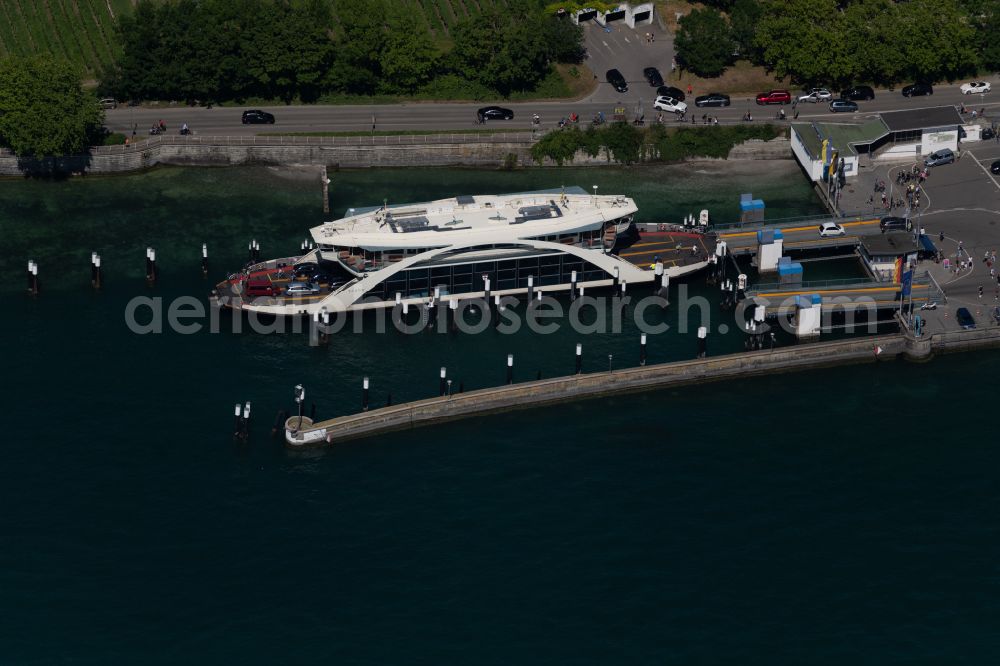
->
(939, 231, 945, 242)
(979, 285, 984, 299)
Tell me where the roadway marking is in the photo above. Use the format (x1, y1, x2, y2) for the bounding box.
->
(964, 150, 1000, 191)
(719, 219, 877, 239)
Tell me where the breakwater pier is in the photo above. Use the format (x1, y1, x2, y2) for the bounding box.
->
(284, 326, 1000, 447)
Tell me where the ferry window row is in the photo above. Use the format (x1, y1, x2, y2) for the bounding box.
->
(364, 255, 608, 300)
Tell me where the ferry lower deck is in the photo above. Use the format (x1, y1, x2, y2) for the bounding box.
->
(214, 226, 717, 314)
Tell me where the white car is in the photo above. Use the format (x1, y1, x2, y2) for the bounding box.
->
(960, 81, 991, 95)
(798, 88, 832, 103)
(818, 222, 845, 237)
(653, 96, 687, 114)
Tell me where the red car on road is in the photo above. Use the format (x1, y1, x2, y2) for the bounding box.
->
(755, 90, 792, 105)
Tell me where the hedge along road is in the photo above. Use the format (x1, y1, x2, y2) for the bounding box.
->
(103, 80, 1000, 136)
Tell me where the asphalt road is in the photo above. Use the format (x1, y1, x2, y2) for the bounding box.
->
(104, 80, 1000, 138)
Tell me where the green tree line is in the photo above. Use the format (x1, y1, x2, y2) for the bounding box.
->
(99, 0, 584, 103)
(676, 0, 997, 86)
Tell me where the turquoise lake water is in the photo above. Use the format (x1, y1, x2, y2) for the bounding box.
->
(2, 163, 998, 662)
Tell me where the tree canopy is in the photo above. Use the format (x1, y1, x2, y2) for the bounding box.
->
(752, 0, 979, 85)
(0, 57, 103, 158)
(675, 7, 733, 78)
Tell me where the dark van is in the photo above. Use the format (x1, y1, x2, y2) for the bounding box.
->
(880, 216, 910, 233)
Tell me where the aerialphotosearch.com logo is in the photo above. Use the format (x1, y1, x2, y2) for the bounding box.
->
(124, 288, 884, 342)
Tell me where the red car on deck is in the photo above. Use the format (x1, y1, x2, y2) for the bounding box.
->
(755, 90, 792, 105)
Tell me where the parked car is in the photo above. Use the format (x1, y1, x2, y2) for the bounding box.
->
(924, 148, 955, 167)
(956, 307, 976, 329)
(982, 127, 996, 141)
(291, 262, 319, 277)
(643, 67, 664, 87)
(755, 90, 791, 105)
(98, 98, 117, 109)
(840, 85, 875, 101)
(798, 88, 832, 103)
(286, 282, 321, 295)
(653, 96, 687, 114)
(991, 160, 1000, 175)
(818, 222, 845, 237)
(606, 69, 628, 93)
(477, 106, 514, 121)
(656, 86, 686, 101)
(960, 81, 991, 95)
(880, 216, 911, 232)
(902, 83, 933, 97)
(829, 100, 859, 113)
(242, 109, 275, 124)
(695, 93, 730, 107)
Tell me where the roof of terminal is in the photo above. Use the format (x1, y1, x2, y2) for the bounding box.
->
(791, 118, 888, 158)
(879, 106, 964, 132)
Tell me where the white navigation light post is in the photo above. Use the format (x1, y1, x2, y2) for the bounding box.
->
(294, 384, 305, 429)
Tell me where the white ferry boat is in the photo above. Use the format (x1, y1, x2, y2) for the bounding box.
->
(216, 187, 714, 315)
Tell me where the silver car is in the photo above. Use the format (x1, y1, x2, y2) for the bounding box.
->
(285, 282, 321, 295)
(924, 149, 955, 167)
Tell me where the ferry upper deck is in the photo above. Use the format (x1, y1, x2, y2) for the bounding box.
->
(310, 189, 638, 251)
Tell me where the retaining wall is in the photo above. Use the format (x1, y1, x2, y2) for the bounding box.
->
(0, 135, 792, 176)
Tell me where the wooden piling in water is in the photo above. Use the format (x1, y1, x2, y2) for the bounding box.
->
(321, 166, 330, 214)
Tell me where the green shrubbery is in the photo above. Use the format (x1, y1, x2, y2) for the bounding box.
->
(531, 124, 783, 166)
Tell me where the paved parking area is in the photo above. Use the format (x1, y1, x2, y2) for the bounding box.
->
(838, 144, 1000, 333)
(582, 20, 673, 105)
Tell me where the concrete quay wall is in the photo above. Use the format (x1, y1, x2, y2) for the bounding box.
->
(290, 325, 1000, 446)
(0, 136, 791, 176)
(291, 333, 909, 447)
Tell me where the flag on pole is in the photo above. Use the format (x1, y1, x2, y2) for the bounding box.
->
(901, 270, 913, 297)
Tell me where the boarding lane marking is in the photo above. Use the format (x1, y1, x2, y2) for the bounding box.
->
(719, 219, 877, 239)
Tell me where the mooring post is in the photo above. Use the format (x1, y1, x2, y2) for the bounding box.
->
(321, 166, 330, 214)
(91, 252, 98, 287)
(697, 326, 708, 358)
(439, 367, 447, 396)
(613, 266, 620, 290)
(233, 403, 242, 438)
(320, 308, 330, 345)
(640, 333, 647, 366)
(202, 243, 208, 277)
(362, 377, 370, 411)
(242, 401, 251, 440)
(575, 343, 582, 375)
(570, 270, 578, 301)
(448, 298, 458, 332)
(506, 354, 514, 385)
(527, 275, 534, 305)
